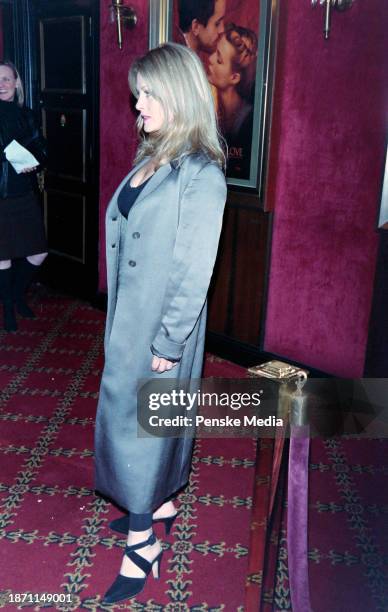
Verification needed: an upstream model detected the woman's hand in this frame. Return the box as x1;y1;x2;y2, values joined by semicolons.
151;356;177;373
21;166;38;173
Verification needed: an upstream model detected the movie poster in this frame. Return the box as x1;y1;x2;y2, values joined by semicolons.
172;0;260;182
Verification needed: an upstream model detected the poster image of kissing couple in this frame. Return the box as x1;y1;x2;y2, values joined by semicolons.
173;0;260;182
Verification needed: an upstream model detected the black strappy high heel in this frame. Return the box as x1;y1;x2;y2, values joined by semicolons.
102;532;162;604
154;513;177;535
109;512;178;536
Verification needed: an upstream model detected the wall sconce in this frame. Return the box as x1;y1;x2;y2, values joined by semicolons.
312;0;354;39
110;0;137;50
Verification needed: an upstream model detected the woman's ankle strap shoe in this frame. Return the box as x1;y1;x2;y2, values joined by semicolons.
153;512;178;535
102;534;162;604
109;512;178;536
109;514;129;534
125;532;156;553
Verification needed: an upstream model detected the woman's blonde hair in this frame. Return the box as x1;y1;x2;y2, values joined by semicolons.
0;61;24;106
129;43;225;169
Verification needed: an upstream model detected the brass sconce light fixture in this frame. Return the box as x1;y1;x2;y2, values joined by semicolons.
110;0;137;49
312;0;354;39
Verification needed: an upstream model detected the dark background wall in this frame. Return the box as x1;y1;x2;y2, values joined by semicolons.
98;0;387;376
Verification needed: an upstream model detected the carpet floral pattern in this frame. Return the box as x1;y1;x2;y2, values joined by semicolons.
1;292;387;611
247;436;388;611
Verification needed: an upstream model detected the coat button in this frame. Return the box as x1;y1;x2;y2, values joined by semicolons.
111;243;116;248
111;217;117;221
128;260;136;267
132;232;140;239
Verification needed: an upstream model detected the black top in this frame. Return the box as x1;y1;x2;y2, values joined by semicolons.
117;175;152;219
0;100;47;199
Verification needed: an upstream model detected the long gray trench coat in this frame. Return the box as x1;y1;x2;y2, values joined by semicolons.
94;152;227;513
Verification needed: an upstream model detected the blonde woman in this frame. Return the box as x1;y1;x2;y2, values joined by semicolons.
95;43;227;604
0;61;48;331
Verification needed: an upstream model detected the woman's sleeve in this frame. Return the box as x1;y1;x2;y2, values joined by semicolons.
23;109;48;168
151;162;227;361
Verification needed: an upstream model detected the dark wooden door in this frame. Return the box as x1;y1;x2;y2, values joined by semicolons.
35;0;99;297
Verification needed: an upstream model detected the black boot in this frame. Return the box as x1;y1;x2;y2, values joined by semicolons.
13;258;38;318
0;268;17;332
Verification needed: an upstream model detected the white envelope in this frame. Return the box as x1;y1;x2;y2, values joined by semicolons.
4;139;39;174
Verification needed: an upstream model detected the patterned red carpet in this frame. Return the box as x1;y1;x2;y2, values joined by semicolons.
250;437;388;611
308;437;388;612
0;292;253;611
1;291;387;611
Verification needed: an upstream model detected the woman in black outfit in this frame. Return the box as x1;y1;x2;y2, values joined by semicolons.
0;60;48;332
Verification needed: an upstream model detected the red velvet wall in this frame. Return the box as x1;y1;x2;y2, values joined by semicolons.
98;0;387;376
98;0;148;290
264;0;387;376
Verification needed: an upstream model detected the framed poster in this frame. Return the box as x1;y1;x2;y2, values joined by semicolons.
149;0;277;195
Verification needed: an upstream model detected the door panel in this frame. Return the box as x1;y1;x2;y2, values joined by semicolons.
40;16;86;93
36;0;99;297
44;190;85;263
0;1;15;60
42;108;86;181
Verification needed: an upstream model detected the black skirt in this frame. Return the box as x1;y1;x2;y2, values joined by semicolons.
0;191;47;260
